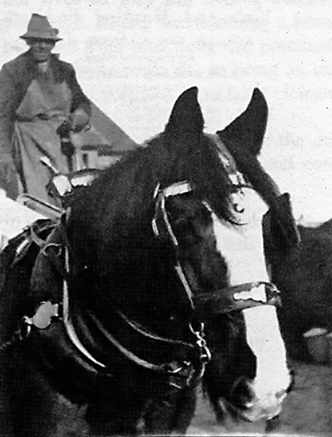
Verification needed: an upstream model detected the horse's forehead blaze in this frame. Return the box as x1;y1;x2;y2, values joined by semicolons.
243;306;289;380
210;189;290;403
243;306;291;416
230;188;269;224
212;189;269;286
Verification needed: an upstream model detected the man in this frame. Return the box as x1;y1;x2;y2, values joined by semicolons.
0;13;91;205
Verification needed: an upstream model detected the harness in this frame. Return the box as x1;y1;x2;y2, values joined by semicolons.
0;219;209;391
0;136;281;393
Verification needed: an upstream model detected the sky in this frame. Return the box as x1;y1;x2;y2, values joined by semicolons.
1;0;332;224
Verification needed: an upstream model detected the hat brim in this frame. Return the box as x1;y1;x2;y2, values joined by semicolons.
20;32;62;42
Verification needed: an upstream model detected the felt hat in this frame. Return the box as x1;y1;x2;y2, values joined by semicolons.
20;13;62;41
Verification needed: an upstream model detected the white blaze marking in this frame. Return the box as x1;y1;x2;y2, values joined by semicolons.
243;306;290;412
212;188;290;417
212;188;269;285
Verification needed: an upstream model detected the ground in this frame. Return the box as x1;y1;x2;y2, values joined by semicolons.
2;359;331;435
188;359;332;436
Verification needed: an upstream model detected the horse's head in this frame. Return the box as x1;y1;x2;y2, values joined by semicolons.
151;87;299;422
66;87;299;426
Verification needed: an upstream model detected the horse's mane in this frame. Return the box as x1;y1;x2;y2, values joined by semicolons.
67;131;234;268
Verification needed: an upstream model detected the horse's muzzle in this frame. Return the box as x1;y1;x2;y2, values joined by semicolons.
227;370;294;423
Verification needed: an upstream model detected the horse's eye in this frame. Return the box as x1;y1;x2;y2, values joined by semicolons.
234;203;245;214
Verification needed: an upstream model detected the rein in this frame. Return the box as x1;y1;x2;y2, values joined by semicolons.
60;236;210;388
61;242;209;379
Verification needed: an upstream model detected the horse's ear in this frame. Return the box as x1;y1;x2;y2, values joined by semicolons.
165;87;204;142
217;88;268;157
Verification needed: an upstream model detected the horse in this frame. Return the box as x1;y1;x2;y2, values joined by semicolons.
267;217;332;361
0;86;299;436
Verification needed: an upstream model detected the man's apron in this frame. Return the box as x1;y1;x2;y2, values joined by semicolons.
13;68;72;207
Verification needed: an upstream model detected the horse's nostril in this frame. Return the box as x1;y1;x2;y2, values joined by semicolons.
230;376;253;408
275;389;287;400
287;369;296;394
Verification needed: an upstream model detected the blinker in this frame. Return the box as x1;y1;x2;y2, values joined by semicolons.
152;181;192;238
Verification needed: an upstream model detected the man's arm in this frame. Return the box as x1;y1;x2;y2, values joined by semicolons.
0;62;21;198
68;65;91;115
0;63;19;159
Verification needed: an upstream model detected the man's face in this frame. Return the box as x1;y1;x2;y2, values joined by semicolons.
26;39;56;62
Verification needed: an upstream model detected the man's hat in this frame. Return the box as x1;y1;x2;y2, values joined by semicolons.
20;13;62;41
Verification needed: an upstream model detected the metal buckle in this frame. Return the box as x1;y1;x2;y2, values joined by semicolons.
189;322;211;365
166;361;195;390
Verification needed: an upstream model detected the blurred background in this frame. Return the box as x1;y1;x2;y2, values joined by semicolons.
1;0;332;224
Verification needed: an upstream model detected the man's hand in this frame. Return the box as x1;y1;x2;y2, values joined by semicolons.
0;155;18;199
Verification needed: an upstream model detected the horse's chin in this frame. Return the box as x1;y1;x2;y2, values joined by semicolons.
238;404;282;423
220;398;283;424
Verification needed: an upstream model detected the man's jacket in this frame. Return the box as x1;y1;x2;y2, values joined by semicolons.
0;49;91;157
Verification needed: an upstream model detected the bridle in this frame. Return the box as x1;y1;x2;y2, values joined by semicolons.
150;136;282;336
151;179;281;318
